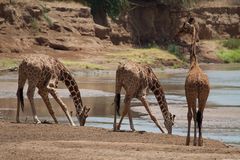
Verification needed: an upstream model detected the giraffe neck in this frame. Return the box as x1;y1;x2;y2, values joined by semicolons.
190;25;198;69
190;43;198;69
149;77;169;120
60;69;83;112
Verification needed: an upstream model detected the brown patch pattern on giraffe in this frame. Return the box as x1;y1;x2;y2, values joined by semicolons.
175;18;210;146
113;61;175;134
16;54;90;126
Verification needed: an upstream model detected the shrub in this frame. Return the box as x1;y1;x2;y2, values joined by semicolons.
168;44;184;60
223;38;240;49
217;49;240;63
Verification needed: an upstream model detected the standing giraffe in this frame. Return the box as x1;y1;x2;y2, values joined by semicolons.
16;54;90;126
113;62;175;134
176;17;210;146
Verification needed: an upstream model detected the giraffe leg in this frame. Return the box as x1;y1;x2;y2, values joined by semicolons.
193;107;197;146
185;89;197;146
197;109;203;146
198;89;209;146
128;109;135;131
186;108;192;146
139;96;165;133
27;84;41;124
16;98;20;123
38;89;58;124
117;95;131;130
47;87;76;126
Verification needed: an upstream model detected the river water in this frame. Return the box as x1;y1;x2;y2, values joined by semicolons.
0;64;239;145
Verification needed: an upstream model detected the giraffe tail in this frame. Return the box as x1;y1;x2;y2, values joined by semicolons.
114;93;121;116
17;87;24;112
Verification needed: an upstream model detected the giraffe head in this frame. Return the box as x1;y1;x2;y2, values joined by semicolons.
77;106;90;126
164;113;175;134
174;17;196;45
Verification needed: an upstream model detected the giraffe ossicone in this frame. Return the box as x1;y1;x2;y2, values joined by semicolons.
16;54;90;126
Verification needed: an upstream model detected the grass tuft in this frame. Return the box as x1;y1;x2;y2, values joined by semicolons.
217;49;240;63
61;60;106;70
106;48;178;65
0;58;19;69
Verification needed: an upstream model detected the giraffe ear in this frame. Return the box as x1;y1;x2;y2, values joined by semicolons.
173;115;176;121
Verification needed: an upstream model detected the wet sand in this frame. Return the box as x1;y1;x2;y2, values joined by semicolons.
1;121;240;160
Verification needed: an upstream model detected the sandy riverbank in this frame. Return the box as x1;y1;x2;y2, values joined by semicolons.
0;121;240;160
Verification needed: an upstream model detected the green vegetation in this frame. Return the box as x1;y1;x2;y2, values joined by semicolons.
61;60;106;70
30;18;39;32
217;49;240;63
168;44;185;61
217;39;240;63
87;0;129;19
106;48;178;65
0;58;19;69
40;3;53;27
223;38;240;49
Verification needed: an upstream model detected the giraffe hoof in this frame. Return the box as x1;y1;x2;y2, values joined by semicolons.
116;123;121;130
113;125;119;132
72;123;76;127
34;119;41;124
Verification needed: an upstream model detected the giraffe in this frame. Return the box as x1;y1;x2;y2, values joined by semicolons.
175;17;210;146
113;61;175;134
16;54;90;126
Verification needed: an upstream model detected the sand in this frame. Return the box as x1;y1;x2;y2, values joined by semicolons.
0;121;240;160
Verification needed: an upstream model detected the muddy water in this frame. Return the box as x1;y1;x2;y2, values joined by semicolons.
0;64;240;145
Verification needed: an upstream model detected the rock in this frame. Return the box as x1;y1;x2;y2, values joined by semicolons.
198;23;216;39
55;7;74;12
10;48;21;53
78;7;91;18
49;42;69;50
230;14;239;24
0;18;4;24
22;12;32;24
1;4;17;24
75;23;95;36
49;42;77;51
62;25;75;33
25;6;43;20
35;37;50;46
49;22;61;32
94;24;110;39
110;32;131;45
